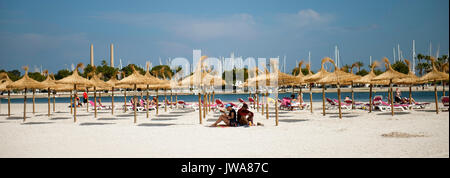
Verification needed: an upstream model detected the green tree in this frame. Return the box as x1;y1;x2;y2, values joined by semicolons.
54;69;72;80
392;61;409;74
0;69;21;81
121;64;145;77
28;72;46;82
355;69;369;76
151;65;173;79
355;61;364;72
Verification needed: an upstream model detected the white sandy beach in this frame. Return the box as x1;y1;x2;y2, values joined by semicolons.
0;101;448;158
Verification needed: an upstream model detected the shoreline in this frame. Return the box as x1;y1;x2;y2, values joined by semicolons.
1;86;447;99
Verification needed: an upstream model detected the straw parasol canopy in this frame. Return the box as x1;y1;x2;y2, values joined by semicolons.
116;65;151;123
372;57;408;116
7;66;45;90
303;57;333;83
394;59;422;85
56;63;93;122
39;70;57;117
56;63;93;87
353;61;385;113
6;66;46;121
419;57;449;114
0;72;13;117
0;72;13;91
419;57;449;82
316;59;361;119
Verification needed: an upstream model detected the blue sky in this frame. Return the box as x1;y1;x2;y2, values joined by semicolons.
0;0;448;73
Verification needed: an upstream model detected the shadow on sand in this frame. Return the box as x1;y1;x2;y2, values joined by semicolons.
50;117;71;120
376;112;411;116
21;121;54;125
79;122;115;126
279;119;309;123
137;123;175;127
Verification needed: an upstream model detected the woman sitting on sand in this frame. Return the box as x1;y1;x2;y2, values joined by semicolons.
237;104;254;126
210;104;237;127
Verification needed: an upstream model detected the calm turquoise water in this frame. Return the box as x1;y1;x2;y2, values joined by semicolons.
1;91;448;104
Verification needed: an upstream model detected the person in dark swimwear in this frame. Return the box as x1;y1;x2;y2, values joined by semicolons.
210;104;237;127
237;103;254;126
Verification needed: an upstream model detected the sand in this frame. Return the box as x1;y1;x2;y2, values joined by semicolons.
0;101;448;158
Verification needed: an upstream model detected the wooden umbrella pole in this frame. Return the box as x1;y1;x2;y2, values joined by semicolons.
261;92;265;116
23;88;27;122
443;81;446;96
32;89;35;114
322;85;326;116
47;87;50;117
74;84;77;122
435;81;439;114
369;84;373;113
309;83;313;113
86;88;89;112
390;80;394;116
198;92;202;124
298;87;302;110
53;91;55;112
8;90;11;117
124;90;127;112
266;91;269;120
175;92;178;109
164;89;167;112
111;87;114;115
409;85;412;105
70;90;73;114
170;90;173;109
94;87;97;118
134;84;137;123
203;92;206;118
146;85;149;118
337;84;342;119
256;91;260;112
351;82;355;110
275;91;279;126
156;89;159;115
212;91;215;106
208;92;211;112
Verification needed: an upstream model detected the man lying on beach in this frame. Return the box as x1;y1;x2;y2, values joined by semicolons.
237;103;254;126
210;104;237;127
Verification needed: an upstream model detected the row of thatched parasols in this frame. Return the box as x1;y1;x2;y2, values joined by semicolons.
239;56;448;126
1;56;448;125
0;63;172;123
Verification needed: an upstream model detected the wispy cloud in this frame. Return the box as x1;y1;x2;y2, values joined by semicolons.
93;12;259;41
276;9;334;28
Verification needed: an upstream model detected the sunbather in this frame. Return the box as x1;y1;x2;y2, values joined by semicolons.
237;103;254;126
210;104;237;127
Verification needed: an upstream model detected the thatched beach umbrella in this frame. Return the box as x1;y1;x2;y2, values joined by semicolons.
419;57;449;114
317;59;361;119
178;56;226;124
292;61;308;110
142;63;166;118
6;66;45;122
39;70;56;117
304;57;334;115
393;59;423;105
353;61;388;112
0;73;13;117
116;65;150;123
56;63;93;122
88;70;111;118
105;71;121;115
372;58;408;116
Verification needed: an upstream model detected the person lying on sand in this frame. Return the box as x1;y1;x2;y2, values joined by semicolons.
210;104;237;127
237;103;254;126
